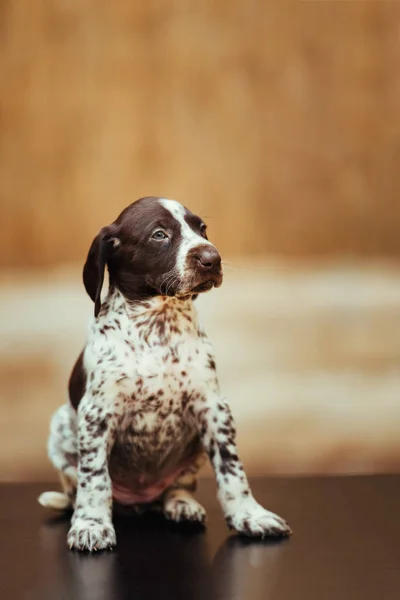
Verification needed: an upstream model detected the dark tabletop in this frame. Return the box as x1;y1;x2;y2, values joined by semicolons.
1;476;400;600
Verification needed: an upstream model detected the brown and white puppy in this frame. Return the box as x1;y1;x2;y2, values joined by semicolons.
39;197;291;551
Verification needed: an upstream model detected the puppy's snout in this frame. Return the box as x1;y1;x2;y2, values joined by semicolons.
194;247;221;271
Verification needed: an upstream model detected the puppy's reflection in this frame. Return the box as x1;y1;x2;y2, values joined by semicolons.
211;536;288;600
113;512;210;600
38;511;209;600
38;513;287;600
39;514;116;600
67;552;118;600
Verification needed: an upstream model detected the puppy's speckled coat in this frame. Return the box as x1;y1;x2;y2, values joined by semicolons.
39;197;291;550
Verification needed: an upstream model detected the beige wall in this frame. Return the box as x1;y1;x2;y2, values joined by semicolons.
1;2;400;480
1;261;400;481
1;1;400;266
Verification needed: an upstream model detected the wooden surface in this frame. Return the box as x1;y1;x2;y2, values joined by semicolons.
1;2;400;265
1;476;400;600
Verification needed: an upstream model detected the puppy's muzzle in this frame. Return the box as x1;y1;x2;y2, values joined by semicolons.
186;245;223;293
193;247;221;273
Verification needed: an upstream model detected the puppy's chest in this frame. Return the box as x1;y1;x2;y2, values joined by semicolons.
119;340;206;428
107;311;213;395
115;341;203;466
108;326;211;431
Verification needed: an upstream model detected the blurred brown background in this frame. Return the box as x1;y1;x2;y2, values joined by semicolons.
1;1;400;480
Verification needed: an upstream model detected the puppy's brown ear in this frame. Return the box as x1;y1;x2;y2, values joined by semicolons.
83;226;119;318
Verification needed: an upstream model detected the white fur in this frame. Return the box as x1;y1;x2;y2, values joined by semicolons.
160;199;213;278
38;491;71;510
163;488;207;523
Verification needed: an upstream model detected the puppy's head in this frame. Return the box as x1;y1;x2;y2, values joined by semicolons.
83;197;223;316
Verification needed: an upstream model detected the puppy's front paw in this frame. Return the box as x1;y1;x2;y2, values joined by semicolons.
226;498;291;538
67;518;116;551
164;495;207;524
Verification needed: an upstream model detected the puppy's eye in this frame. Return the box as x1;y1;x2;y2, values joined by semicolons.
200;224;207;237
152;230;168;241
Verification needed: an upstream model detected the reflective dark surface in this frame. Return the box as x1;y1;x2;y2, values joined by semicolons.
1;476;400;600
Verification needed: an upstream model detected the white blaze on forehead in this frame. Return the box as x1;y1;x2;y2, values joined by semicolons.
159;198;187;223
159;198;213;277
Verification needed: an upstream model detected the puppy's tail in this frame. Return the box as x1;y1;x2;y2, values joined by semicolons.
38;491;72;511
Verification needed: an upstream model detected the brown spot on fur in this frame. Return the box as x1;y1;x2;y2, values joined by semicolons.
68;351;86;410
207;357;216;370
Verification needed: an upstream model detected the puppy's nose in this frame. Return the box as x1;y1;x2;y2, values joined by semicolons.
194;247;221;271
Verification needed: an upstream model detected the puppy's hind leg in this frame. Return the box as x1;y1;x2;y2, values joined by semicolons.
38;471;76;511
38;403;78;511
162;454;207;525
163;487;207;524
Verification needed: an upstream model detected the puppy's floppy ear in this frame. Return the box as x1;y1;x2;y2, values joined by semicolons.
83;226;120;318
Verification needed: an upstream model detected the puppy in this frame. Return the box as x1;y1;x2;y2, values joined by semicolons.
39;197;291;550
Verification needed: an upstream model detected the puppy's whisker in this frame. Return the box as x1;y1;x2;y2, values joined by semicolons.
159;268;179;295
162;270;179;295
166;274;180;296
